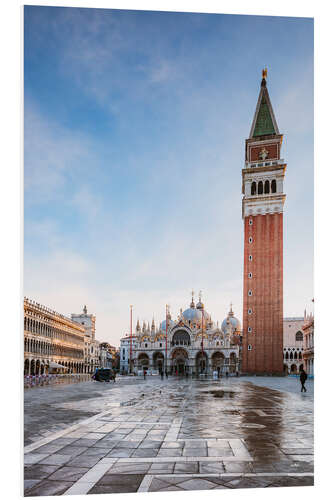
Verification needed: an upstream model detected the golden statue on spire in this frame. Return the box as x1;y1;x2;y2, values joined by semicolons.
262;67;268;80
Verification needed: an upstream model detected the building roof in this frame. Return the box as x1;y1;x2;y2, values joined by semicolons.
249;70;280;138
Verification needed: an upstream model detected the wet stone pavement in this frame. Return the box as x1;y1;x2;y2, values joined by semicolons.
24;376;314;496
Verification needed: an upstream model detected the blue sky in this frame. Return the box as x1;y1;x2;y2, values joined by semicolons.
24;6;314;345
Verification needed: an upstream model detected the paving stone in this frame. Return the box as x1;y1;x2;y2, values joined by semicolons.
223;461;253;473
149;462;175;473
24;479;42;492
69;438;99;447
80;447;110;457
106;448;135;458
149;478;171;492
107;462;152;474
31;444;65;454
183;447;208;457
174;461;199;473
37;454;72;466
131;447;159;458
89;474;144;493
24;453;50;465
161;440;184;448
65;455;102;467
199;461;224;473
25;479;74;496
138;439;163;448
157;448;183;457
116;440;141;449
179;478;217;490
24;464;60;480
54;445;88;456
48;466;90;481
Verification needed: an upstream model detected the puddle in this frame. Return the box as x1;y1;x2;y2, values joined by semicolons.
241;423;266;429
203;390;235;399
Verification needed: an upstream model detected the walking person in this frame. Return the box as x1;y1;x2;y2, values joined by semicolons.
143;369;146;380
300;368;307;392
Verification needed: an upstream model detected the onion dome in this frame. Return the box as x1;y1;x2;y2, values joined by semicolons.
183;307;202;322
221;304;241;333
196;299;204;310
161;318;175;332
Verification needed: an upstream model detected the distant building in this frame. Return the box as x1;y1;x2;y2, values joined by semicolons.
120;335;137;374
72;306;99;373
99;342;117;369
24;297;85;375
303;312;314;376
283;317;305;374
71;305;96;340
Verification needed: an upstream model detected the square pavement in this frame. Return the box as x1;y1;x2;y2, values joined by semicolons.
24;376;314;495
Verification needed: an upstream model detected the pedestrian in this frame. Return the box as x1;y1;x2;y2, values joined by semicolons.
143;370;146;380
226;371;229;378
161;370;164;380
165;370;168;379
300;368;307;392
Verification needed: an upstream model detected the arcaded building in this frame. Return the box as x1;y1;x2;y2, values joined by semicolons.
303;312;314;376
283;317;305;374
24;297;85;375
132;293;241;377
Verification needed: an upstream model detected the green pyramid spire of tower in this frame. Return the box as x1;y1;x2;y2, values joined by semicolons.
250;69;279;138
252;93;276;136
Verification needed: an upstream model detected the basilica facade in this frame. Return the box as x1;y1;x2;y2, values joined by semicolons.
131;294;241;377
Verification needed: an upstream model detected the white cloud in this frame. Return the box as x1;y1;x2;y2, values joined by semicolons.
24;101;93;204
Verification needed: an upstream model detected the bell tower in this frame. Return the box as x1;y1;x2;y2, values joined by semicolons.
241;69;286;375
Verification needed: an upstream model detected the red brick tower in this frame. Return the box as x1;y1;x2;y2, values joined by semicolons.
241;69;286;375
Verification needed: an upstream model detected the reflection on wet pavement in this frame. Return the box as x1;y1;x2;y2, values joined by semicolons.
24;376;313;496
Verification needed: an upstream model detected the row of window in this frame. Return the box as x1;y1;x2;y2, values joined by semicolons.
24;318;82;345
285;351;302;360
251;179;277;196
24;338;84;358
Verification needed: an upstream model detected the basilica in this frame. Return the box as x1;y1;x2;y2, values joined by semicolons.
132;293;241;377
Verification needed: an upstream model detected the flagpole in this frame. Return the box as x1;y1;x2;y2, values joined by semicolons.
201;307;204;373
130;305;133;374
165;304;168;376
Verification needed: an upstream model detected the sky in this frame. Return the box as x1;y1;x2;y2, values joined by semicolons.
24;6;314;345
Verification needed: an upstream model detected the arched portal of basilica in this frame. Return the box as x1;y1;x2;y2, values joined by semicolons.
171;347;189;375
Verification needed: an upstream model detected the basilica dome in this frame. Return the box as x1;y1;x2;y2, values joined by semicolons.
161;318;175;332
182;307;202;322
221;305;241;333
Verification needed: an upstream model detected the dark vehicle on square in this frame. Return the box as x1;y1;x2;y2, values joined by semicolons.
93;368;116;382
